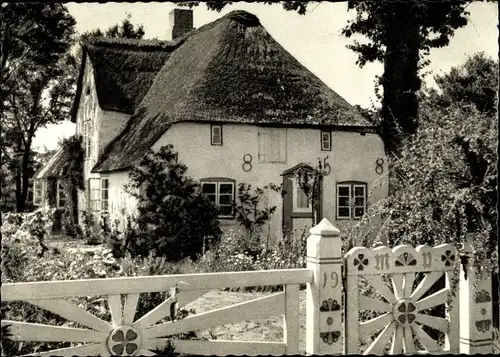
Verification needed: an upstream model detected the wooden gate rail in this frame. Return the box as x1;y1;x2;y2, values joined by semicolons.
2;269;312;356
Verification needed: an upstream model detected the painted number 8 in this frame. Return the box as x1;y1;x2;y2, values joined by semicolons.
323;271;339;288
242;154;252;172
375;157;384;175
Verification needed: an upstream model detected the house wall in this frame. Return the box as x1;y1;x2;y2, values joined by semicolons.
75;55;131;218
101;171;138;231
147;122;389;245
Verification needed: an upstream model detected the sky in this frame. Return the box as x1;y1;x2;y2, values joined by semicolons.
33;1;498;152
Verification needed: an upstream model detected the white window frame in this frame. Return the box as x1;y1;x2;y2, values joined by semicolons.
211;124;222;145
321;130;331;151
89;178;100;212
201;179;235;218
56;180;67;209
101;178;109;212
88;178;109;213
293;178;312;213
353;184;366;219
336;182;367;220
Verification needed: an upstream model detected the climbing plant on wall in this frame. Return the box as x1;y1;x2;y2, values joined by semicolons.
60;135;84;229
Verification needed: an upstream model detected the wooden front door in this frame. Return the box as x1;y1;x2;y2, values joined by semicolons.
282;165;322;237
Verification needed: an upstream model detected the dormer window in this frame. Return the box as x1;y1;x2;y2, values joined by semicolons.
211;124;222;145
321;131;331;151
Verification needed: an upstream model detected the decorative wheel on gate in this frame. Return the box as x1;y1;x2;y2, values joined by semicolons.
345;244;458;355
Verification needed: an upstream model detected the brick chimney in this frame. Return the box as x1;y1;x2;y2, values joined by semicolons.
169;9;193;40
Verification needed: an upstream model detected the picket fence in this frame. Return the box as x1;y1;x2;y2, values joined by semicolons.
1;218;494;356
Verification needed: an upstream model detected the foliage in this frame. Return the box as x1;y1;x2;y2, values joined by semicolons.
60;135;85;225
196;228;307;277
1;3;77;212
125;145;222;261
1;211;197;356
80;12;145;42
342;1;470;153
80;210;102;245
351;104;497;267
426;52;498;118
233;183;280;252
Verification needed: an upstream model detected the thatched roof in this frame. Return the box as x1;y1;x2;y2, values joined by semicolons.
92;10;375;173
70;37;183;121
34;148;72;179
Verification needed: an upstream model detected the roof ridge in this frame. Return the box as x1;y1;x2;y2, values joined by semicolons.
84;37;183;52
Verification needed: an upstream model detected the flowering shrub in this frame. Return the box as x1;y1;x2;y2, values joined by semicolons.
195;228;307;273
1;211;198;356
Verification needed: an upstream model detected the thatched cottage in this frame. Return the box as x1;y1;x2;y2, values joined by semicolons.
36;9;388;242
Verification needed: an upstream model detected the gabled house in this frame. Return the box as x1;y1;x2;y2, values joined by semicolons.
38;9;388;242
33;148;71;209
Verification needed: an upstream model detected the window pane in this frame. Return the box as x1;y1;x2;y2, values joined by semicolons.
219;194;232;205
354;197;364;206
338;196;350;207
101;179;109;189
338;207;350;218
212;126;220;135
91;189;100;200
101;190;109;200
338;186;350;196
321;132;330;149
219;205;233;216
202;183;216;194
219;183;233;194
296;187;309;209
102;201;109;211
354;207;365;217
354;186;365;196
206;194;216;203
212;135;221;144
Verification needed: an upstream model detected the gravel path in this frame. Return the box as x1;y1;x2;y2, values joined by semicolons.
183;289;307;353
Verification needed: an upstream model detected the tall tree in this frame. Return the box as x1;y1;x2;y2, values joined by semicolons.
341;1;469;153
1;3;76;212
426;52;498;117
182;1;470;153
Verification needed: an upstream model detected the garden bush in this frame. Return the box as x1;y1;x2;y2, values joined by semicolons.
124;145;222;261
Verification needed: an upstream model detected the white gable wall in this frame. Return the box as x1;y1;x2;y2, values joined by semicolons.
75;55;131;219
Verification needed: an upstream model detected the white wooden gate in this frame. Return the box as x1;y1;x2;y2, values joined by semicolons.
344;244;459;354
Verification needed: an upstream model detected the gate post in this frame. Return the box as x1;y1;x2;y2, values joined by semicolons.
459;234;494;354
305;218;343;355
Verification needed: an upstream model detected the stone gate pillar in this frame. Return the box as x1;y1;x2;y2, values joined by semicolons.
305;218;343;355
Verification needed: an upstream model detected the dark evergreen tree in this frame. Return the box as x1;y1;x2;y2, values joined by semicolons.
125;145;222;261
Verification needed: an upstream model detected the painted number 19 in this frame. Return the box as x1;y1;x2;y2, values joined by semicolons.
323;271;339;288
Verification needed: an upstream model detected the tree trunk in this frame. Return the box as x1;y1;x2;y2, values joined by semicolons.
381;2;421;156
18;136;33;212
15;135;23;212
